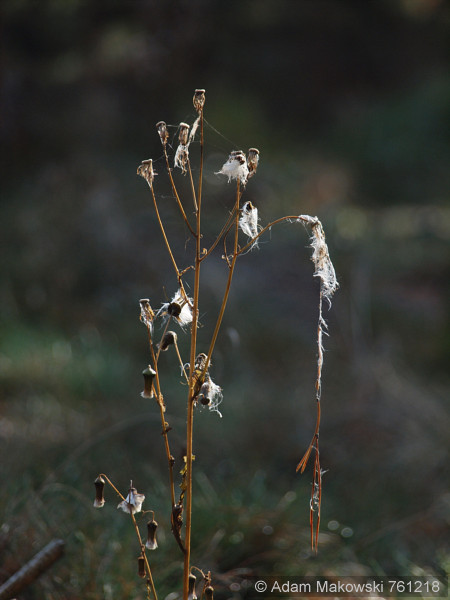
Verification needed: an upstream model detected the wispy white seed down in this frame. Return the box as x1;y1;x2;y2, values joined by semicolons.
117;488;145;514
216;152;249;184
298;215;339;306
239;201;260;248
158;289;193;328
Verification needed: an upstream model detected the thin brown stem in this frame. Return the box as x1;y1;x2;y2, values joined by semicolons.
200;207;237;262
163;146;196;236
183;108;204;600
237;214;311;256
130;511;158;600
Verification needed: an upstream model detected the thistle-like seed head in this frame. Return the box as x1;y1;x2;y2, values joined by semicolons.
159;330;177;352
216;150;249;184
146;518;158;550
156;120;169;145
178;122;190;146
137;159;156;184
193;89;206;113
141;366;156;399
94;475;105;508
138;555;146;578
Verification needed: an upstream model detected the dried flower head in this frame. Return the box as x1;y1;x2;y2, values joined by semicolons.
141;365;156;399
198;375;223;417
188;573;198;600
193;88;206;113
93;475;105;508
204;585;214;600
178;122;190;146
159;330;177;352
139;299;155;332
156;120;169;145
158;289;193;328
239;200;260;248
146;518;158;550
137;159;156;185
299;215;339;306
247;147;260;179
216;150;249;185
138;555;146;578
117;484;145;514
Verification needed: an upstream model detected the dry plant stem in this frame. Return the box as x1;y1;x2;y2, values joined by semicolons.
237;214;311;256
130;510;158;600
204;183;241;388
200;207;237;261
148;181;186;293
163;146;195;236
146;326;176;507
99;473;126;501
183;108;204;600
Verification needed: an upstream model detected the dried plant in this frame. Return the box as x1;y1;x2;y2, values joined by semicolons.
92;89;338;598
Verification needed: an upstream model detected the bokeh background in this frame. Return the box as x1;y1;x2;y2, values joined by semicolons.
1;1;449;598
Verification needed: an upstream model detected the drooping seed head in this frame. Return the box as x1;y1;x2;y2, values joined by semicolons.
159;330;177;352
93;475;105;508
188;573;197;600
146;518;158;550
139;299;155;329
156;121;169;145
193;89;206;113
141;366;156;399
138;555;146;578
117;484;145;514
204;585;214;600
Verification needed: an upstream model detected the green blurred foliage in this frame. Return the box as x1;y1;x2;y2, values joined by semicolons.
1;0;449;597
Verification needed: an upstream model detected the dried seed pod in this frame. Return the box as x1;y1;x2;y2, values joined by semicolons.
159;330;177;352
247;147;260;179
93;475;105;508
141;366;156;399
168;301;182;318
137;159;156;184
188;573;197;600
156;120;169;145
192;353;208;396
193;88;206;113
117;485;145;514
204;585;214;600
139;298;155;329
146;518;158;550
178;122;190;146
138;555;146;578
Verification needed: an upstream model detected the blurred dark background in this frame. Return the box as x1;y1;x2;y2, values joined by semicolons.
1;1;449;598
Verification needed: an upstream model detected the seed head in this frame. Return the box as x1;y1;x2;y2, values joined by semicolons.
204;585;214;600
141;366;156;399
193;88;206;113
139;299;155;331
159;330;177;352
239;200;260;248
188;573;197;600
216;150;249;185
137;159;156;185
117;484;145;514
247;148;260;179
137;555;146;578
178;122;190;146
197;375;223;417
156;121;169;145
158;289;193;329
146;518;158;550
93;475;105;508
